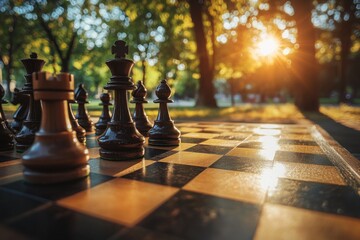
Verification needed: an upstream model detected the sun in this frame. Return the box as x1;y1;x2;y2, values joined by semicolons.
257;36;280;57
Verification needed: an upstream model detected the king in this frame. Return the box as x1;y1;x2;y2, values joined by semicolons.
97;40;145;160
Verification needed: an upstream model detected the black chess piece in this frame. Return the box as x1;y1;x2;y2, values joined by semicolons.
97;40;145;160
130;81;153;137
15;53;45;152
68;100;86;144
75;84;93;132
148;79;181;146
22;72;89;184
95;93;112;136
10;88;29;132
0;84;14;151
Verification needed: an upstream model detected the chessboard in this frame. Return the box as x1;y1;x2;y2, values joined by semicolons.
0;122;360;240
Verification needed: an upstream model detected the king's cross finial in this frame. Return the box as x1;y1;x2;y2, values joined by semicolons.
111;40;128;59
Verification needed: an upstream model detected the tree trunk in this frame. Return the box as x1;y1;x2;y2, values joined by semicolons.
338;0;353;103
292;0;319;111
188;0;217;107
142;59;146;85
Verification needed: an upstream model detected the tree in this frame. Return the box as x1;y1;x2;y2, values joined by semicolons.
291;0;319;111
0;1;32;98
337;0;358;103
188;0;217;107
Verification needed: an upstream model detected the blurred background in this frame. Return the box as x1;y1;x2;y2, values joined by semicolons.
0;0;359;112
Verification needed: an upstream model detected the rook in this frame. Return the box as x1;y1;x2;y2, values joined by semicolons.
22;72;89;184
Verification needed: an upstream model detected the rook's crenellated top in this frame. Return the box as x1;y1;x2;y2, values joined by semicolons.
32;72;75;101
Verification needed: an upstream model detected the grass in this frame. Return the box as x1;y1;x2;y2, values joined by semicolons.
320;104;360;130
4;100;359;125
4;102;305;123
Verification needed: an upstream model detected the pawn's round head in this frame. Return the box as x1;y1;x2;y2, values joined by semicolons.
155;79;171;100
100;93;111;103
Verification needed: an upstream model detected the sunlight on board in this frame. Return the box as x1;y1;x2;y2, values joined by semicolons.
257;36;280;57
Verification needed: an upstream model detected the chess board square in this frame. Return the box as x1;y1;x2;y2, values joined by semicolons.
281;134;314;141
210;156;273;174
0;154;19;163
0;188;48;222
267;178;360;218
274;151;333;166
2;172;113;201
123;162;205;188
237;141;265;149
278;139;317;146
7;205;123;240
200;139;242;147
88;158;155;177
254;203;360;240
115;226;183;240
226;147;276;161
145;143;196;152
203;128;229;133
186;144;233;155
180;137;206;144
253;128;281;136
159;151;221;167
0;163;23;179
178;127;202;133
214;134;248;141
140;190;261;240
280;145;324;154
274;162;345;185
184;168;268;204
144;147;176;160
182;132;219;139
57;178;178;226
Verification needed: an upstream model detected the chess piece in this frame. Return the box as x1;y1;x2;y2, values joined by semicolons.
68;100;86;144
15;53;45;152
95;93;112;136
75;84;93;132
22;72;89;184
98;40;145;160
148;79;181;146
10;88;29;132
0;84;14;151
130;81;152;137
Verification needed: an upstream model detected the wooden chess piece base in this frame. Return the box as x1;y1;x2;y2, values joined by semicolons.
148;121;180;146
99;122;144;160
23;132;89;184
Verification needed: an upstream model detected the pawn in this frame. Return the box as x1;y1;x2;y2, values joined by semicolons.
95;93;112;136
0;84;14;151
68;100;86;144
22;72;89;184
148;79;180;146
75;84;93;132
10;88;29;132
131;81;153;137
